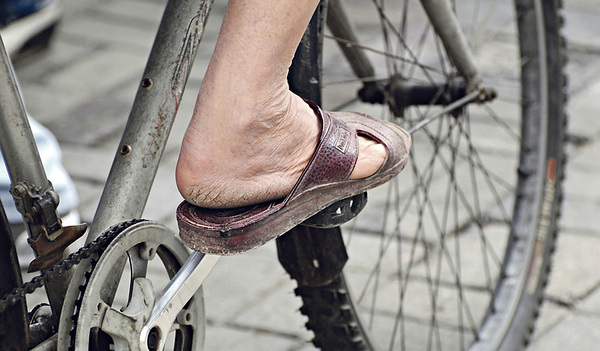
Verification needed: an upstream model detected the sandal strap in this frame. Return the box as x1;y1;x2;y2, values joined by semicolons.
286;101;359;202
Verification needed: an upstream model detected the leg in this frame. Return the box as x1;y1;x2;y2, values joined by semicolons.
176;0;387;208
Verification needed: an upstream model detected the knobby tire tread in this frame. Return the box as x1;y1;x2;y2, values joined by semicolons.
296;276;369;351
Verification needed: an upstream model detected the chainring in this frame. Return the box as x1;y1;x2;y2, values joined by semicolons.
68;221;205;351
0;220;143;315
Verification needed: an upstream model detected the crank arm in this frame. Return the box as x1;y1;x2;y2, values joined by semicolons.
139;251;219;351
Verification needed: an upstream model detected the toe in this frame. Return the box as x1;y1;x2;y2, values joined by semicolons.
349;136;387;180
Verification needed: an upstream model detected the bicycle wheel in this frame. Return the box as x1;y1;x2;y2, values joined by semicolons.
293;0;567;350
0;200;28;351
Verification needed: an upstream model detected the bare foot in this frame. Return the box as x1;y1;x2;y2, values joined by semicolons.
176;92;387;209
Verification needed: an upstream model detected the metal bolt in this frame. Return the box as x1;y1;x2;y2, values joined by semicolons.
12;184;27;197
147;327;160;351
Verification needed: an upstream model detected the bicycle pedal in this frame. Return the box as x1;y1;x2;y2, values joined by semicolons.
302;192;368;229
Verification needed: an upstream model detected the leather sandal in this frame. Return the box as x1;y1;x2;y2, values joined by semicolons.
177;100;411;255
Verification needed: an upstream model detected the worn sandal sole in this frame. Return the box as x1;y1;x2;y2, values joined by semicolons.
177;101;411;255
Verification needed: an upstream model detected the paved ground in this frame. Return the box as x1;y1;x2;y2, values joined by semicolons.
9;0;600;350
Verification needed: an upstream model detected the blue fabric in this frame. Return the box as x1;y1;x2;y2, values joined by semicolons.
0;0;53;26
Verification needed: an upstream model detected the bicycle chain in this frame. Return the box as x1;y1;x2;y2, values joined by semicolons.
0;219;145;314
68;241;101;351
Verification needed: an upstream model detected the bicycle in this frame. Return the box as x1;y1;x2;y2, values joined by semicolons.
0;0;567;350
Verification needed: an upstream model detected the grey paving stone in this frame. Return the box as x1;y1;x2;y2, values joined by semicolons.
527;313;600;351
568;139;600;174
530;301;569;342
57;12;158;54
545;232;600;304
144;151;184;223
233;278;312;341
12;38;96;84
91;0;168;28
565;47;600;98
43;49;145;96
60;144;114;183
563;160;600;201
201;244;292;324
204;323;305;351
576;284;600;315
68;180;102;224
567;78;600;139
563;1;600;50
560;197;600;234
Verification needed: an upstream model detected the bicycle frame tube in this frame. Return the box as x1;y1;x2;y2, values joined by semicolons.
59;0;214;347
326;0;481;91
87;0;213;241
0;34;72;320
420;0;481;89
0;36;56;233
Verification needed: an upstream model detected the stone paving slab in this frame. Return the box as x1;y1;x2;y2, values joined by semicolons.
529;313;600;351
8;0;600;350
544;232;600;304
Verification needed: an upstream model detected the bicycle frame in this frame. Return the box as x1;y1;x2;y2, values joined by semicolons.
0;33;73;318
0;0;481;348
0;0;217;339
58;0;216;348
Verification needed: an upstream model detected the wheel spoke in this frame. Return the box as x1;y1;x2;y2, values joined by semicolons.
300;0;565;349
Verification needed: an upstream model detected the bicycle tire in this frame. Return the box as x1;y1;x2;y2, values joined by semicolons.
0;199;29;351
291;0;567;350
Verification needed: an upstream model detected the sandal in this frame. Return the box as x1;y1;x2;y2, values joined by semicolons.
176;100;411;255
